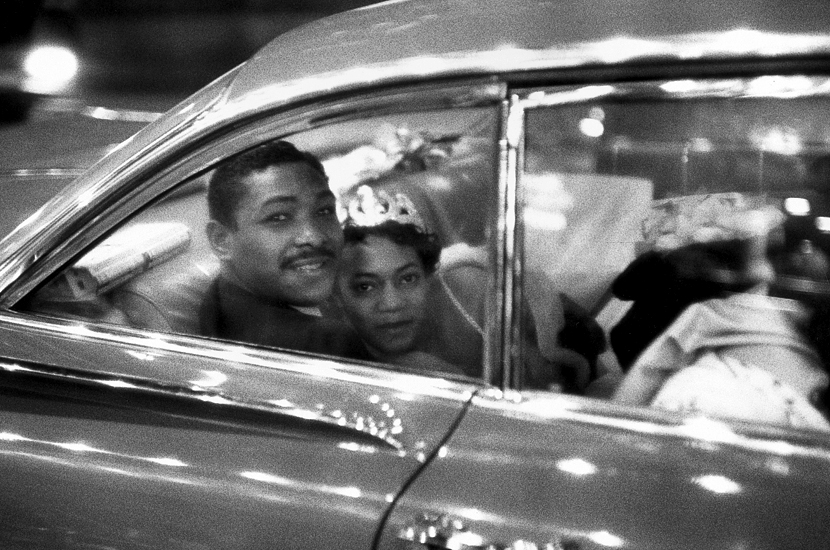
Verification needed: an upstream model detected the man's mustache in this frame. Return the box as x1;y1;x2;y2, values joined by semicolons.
280;246;338;267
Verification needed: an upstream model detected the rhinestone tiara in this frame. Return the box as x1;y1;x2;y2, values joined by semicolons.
344;185;427;232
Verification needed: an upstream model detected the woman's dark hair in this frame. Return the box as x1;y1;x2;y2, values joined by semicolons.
343;221;441;274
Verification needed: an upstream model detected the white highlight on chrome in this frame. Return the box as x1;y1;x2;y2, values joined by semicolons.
556;457;598;476
579;117;604;137
693;474;742;494
588;530;625;547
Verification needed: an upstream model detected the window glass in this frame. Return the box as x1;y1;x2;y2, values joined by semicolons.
22;106;498;380
520;80;830;432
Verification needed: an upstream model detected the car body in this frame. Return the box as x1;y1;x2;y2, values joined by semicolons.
1;0;830;548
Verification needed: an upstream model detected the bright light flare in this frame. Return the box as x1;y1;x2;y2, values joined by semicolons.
23;45;79;94
579;117;604;138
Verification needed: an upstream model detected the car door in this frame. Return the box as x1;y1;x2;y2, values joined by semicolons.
378;73;830;548
0;81;504;549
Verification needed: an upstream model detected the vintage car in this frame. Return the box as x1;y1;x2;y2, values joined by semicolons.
2;0;830;548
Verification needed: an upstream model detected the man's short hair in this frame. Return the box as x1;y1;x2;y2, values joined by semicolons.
207;140;328;229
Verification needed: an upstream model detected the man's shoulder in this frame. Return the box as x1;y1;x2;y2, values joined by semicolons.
201;276;369;359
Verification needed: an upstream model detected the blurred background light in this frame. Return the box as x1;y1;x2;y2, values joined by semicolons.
23;45;79;94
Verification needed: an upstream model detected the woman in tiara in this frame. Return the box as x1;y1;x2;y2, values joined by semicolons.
336;186;471;375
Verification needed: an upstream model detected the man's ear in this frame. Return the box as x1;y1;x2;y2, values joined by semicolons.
206;220;234;261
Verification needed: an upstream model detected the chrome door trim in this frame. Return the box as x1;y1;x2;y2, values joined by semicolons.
0;310;480;400
0;309;484;454
0;355;405;451
475;388;830;458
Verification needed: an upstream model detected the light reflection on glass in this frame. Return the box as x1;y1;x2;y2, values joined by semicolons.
689;138;713;152
816;217;830;233
556;457;598;476
785;197;811;216
0;432;28;441
693;474;742;495
757;128;802;155
437;446;448;458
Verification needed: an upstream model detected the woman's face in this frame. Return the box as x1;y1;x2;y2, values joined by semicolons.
338;235;430;359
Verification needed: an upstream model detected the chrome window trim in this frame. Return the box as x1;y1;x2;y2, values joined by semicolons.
0;168;87;179
225;31;830;117
0;79;505;305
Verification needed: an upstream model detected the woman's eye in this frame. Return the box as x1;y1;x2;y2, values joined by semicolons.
318;205;336;217
266;213;290;223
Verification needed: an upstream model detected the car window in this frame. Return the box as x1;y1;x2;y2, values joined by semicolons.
20;106;499;380
517;76;830;432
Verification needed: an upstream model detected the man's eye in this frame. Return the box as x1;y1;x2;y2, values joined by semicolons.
318;205;336;216
266;213;290;223
353;282;375;293
400;273;420;285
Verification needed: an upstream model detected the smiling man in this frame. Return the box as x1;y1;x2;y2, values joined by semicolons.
200;140;367;358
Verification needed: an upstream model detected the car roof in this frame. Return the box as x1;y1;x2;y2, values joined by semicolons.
225;0;830;103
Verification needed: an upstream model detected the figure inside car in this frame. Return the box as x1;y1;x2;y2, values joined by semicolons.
610;194;830;431
337;186;466;374
200;140;368;359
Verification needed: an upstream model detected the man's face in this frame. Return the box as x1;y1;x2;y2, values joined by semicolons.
337;235;429;359
216;162;343;306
